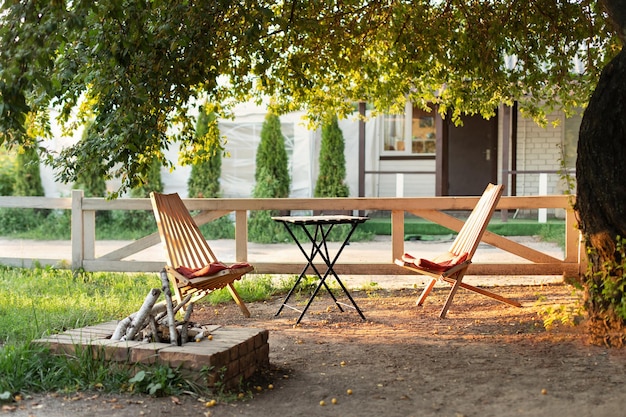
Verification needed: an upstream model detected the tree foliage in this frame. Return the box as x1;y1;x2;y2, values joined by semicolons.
188;107;222;199
0;1;617;194
315;115;350;198
129;158;163;198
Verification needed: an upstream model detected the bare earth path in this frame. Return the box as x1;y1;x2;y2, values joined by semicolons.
5;283;626;417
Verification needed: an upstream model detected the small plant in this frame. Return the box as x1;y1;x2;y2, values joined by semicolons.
127;367;183;396
535;288;583;330
539;304;583;330
362;281;381;297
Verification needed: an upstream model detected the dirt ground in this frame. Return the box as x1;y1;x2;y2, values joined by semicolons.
5;282;626;417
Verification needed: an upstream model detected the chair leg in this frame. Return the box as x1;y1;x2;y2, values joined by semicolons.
439;270;466;319
227;283;251;318
416;278;437;306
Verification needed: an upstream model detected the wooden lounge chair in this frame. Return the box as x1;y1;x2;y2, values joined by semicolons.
395;183;521;318
150;192;253;317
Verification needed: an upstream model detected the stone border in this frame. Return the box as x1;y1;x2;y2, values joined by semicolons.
33;321;270;390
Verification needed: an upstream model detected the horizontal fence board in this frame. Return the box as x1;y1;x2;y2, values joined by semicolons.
0;194;580;280
1;195;572;212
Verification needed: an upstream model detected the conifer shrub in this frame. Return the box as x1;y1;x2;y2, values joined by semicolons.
188;106;234;239
0;147;15;196
74;123;108;198
315;115;350;198
73;122;110;221
14;146;44;197
120;157;163;233
188;108;222;199
248;112;291;243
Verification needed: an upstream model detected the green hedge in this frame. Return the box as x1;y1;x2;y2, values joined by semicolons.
361;218;565;240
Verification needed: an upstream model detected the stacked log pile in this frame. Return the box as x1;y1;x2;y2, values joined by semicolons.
111;269;212;345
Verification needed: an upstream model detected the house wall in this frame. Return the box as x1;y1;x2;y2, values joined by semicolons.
514;110;569;196
36;105;574;202
376;159;436;197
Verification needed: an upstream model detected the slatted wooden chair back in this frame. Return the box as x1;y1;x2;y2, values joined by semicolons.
448;183;503;260
150;191;218;270
150;192;251;317
395;183;520;318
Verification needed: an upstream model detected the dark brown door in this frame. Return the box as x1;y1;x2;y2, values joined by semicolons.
446;113;498;196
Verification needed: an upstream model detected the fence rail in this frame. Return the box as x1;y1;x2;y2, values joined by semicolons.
0;191;581;278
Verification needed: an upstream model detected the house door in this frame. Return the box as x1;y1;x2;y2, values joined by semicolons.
446;113;498;196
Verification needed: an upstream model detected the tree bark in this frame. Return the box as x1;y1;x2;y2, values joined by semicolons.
600;0;626;44
576;20;626;345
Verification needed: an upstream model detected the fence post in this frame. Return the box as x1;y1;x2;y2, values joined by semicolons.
391;210;405;262
235;210;248;262
538;173;548;223
396;173;404;197
71;190;84;270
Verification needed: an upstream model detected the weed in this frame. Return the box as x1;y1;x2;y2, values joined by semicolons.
539;304;583;330
362;281;381;297
535;289;584;330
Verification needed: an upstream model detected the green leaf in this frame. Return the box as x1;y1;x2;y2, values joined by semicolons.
128;370;146;384
148;382;162;396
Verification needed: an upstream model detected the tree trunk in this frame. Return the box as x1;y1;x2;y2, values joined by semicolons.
576;43;626;346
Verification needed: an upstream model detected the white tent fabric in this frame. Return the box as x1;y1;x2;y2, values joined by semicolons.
38;104;382;199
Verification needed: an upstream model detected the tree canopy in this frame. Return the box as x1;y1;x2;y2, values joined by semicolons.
0;1;618;194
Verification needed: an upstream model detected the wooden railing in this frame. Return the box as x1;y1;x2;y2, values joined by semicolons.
0;190;582;278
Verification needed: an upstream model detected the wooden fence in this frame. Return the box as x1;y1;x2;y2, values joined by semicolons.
0;190;582;278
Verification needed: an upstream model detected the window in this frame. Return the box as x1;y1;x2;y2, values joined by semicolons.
382;114;406;151
411;106;436;154
382;103;436;156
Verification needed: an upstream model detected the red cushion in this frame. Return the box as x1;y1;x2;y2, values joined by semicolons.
401;252;468;273
175;262;251;279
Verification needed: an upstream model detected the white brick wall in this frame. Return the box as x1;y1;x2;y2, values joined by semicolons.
515;110;566;196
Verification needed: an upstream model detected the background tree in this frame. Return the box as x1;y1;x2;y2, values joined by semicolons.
0;147;16;196
1;1;625;340
129;158;163;199
14;146;44;197
575;0;626;346
254;112;290;199
188;108;222;199
249;111;291;243
123;157;163;232
73;122;110;222
73;123;107;198
187;105;234;239
314;115;350;198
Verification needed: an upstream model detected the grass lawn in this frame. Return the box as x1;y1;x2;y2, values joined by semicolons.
0;266;287;399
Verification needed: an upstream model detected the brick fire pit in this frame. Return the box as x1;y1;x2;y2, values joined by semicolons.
33;321;269;390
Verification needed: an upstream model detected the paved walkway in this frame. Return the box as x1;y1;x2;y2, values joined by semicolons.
0;235;565;289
